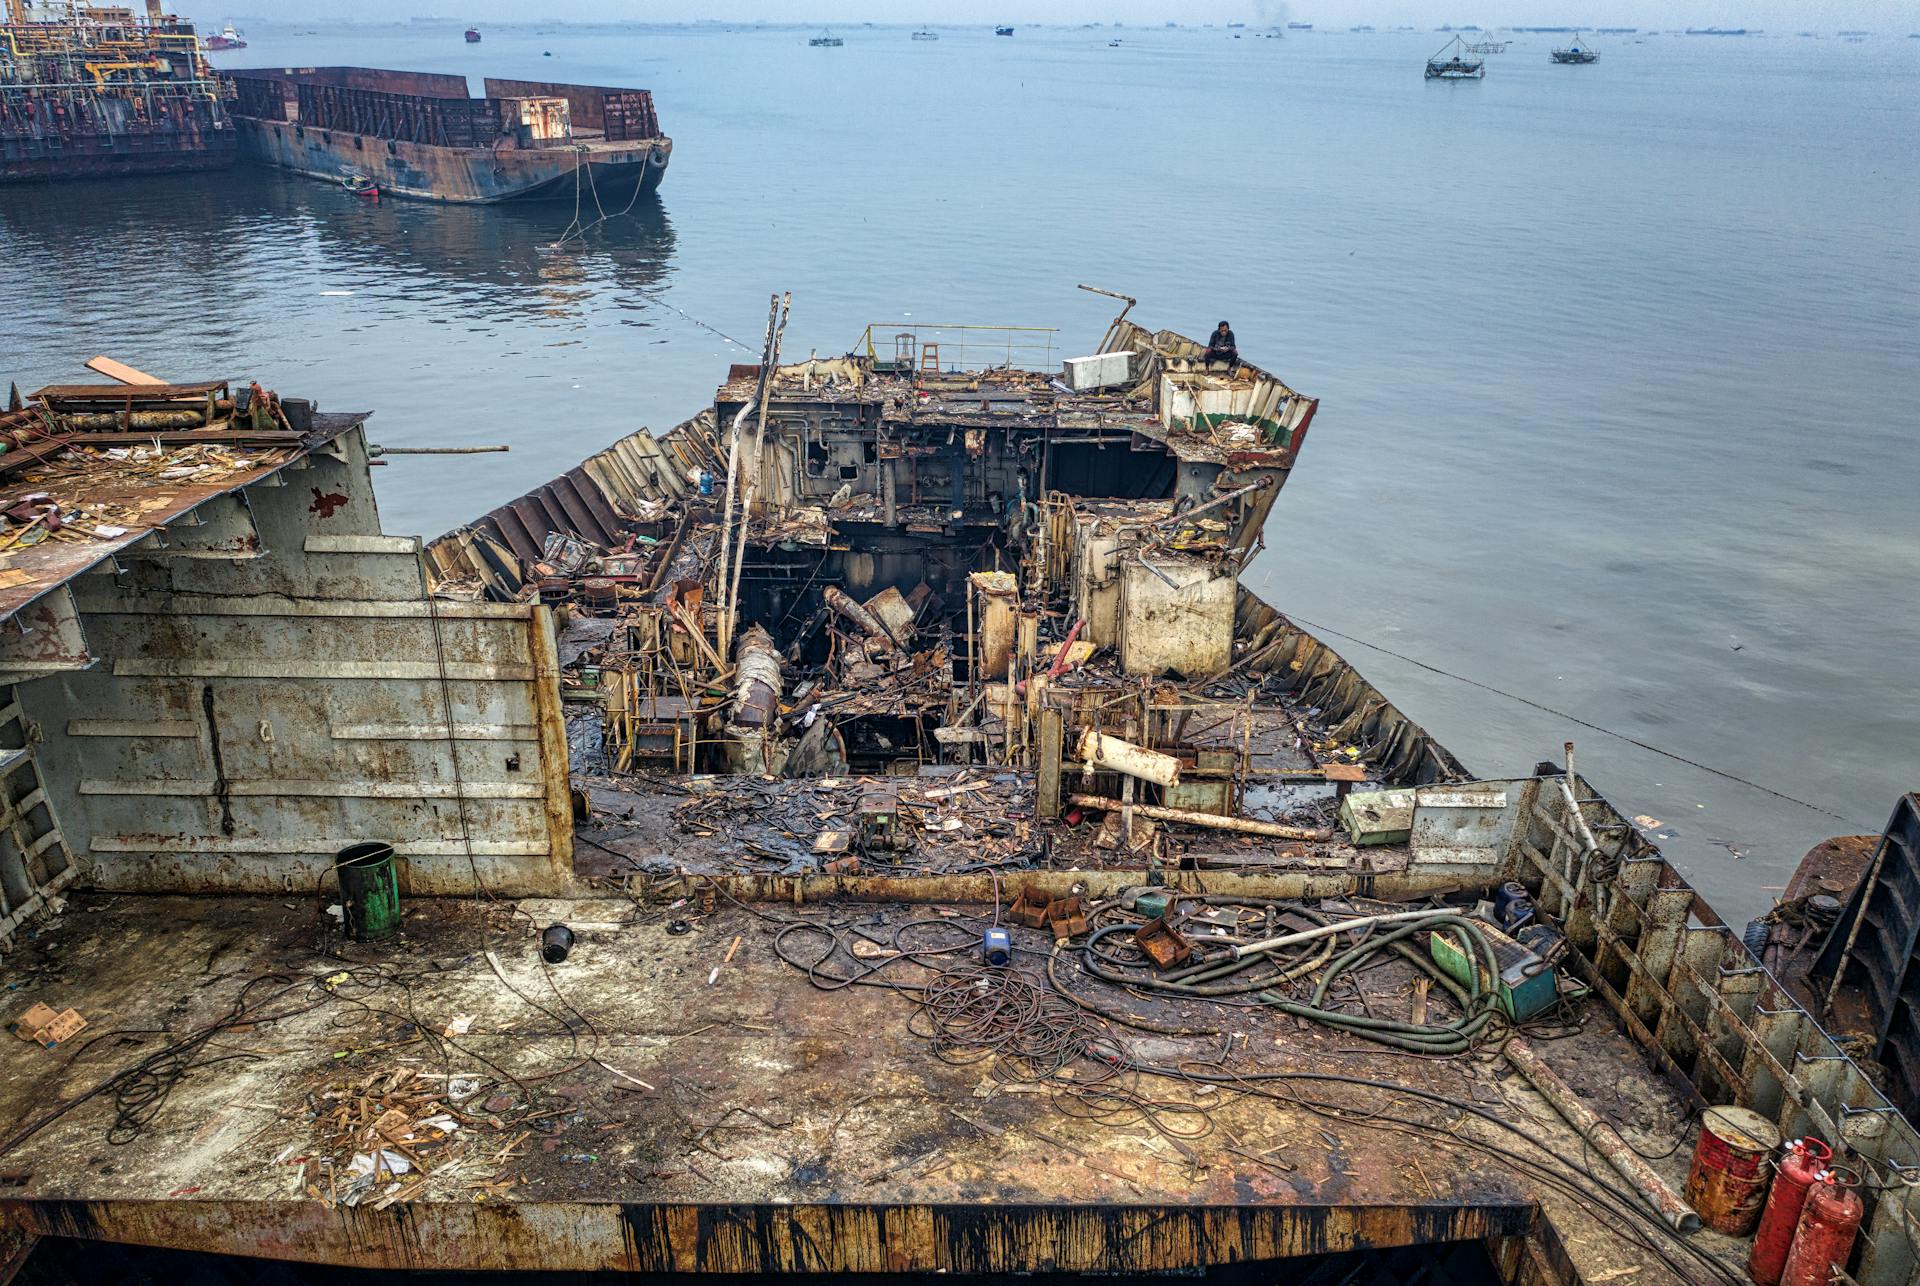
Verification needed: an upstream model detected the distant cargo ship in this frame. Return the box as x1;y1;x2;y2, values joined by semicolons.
1;0;237;183
464;26;480;42
223;67;671;203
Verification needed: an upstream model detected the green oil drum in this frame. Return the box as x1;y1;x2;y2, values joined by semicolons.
334;842;401;941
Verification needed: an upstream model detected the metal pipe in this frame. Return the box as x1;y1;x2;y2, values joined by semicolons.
1045;618;1085;681
1068;794;1332;844
1155;477;1272;529
1504;1038;1702;1234
1077;730;1181;787
1228;907;1452;961
711;400;755;660
371;445;510;455
822;586;893;646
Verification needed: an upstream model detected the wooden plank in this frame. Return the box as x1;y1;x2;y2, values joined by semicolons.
84;357;167;386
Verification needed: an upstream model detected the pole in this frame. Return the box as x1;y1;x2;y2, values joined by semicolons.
725;293;789;657
1504;1039;1701;1233
1227;906;1451;961
1067;794;1332;844
716;296;779;659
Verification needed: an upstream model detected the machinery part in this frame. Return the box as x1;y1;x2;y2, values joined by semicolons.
1780;1168;1863;1286
1684;1104;1780;1235
823;586;895;647
730;625;783;729
981;926;1011;967
1750;1136;1834;1286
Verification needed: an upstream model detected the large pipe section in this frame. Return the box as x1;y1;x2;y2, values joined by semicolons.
1077;731;1181;788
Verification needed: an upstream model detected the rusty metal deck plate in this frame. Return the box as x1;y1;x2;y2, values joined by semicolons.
0;893;1744;1279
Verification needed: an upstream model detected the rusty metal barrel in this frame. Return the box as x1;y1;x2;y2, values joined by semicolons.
581;577;617;613
1685;1104;1781;1235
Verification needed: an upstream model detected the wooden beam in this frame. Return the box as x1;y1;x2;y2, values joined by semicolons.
84;356;167;386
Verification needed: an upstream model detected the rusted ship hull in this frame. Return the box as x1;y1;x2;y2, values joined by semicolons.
0;123;237;182
232;115;668;202
0;8;235;185
223;67;672;203
0;308;1917;1286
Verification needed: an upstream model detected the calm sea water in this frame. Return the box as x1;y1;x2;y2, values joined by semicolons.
2;23;1915;923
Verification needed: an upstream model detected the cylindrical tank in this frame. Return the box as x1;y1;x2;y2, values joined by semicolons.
1781;1169;1864;1286
1685;1105;1780;1235
1750;1137;1833;1285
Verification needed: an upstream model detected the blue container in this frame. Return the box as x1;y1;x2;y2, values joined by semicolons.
981;926;1012;967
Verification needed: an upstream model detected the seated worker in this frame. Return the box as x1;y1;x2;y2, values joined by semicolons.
1204;321;1238;368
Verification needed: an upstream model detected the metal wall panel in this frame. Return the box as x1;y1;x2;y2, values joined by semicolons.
14;427;572;898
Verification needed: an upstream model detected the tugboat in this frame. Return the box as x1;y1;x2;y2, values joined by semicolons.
1551;39;1600;62
205;22;246;50
1425;35;1486;79
995;25;1014;36
464;26;481;42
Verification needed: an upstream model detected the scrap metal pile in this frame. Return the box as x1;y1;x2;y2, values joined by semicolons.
0;378;308;596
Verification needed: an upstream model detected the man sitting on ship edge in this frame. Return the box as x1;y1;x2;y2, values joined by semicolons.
1204;321;1238;369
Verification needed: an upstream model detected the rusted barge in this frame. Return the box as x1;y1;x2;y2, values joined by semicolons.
0;302;1915;1285
221;66;670;202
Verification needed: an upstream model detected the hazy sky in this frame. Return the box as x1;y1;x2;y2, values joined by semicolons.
243;1;1920;29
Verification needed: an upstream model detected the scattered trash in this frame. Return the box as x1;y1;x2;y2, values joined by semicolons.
10;1002;85;1048
349;1149;412;1177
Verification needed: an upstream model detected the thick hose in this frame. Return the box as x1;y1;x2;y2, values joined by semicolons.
1262;914;1505;1054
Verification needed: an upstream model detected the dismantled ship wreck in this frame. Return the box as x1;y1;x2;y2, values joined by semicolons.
0;299;1917;1286
222;67;670;203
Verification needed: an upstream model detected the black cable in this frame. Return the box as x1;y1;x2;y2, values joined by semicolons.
1284;613;1862;827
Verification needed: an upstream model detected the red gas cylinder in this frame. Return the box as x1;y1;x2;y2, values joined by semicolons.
1749;1137;1833;1285
1780;1168;1864;1286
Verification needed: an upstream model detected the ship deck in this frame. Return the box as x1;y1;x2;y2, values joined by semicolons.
0;889;1746;1280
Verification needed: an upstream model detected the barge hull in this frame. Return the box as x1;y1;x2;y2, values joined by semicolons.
0;127;237;182
233;117;669;203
